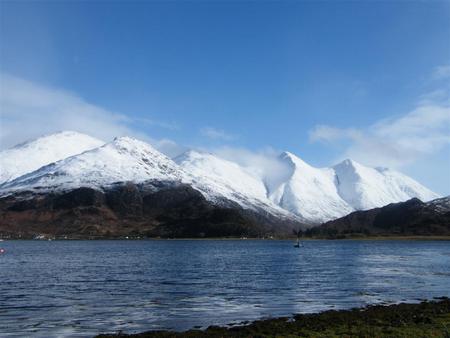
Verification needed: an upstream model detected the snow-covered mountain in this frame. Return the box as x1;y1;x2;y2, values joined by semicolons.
0;131;104;184
266;152;354;223
0;138;295;221
333;159;439;210
263;152;439;223
0;131;441;225
1;136;183;192
175;150;295;219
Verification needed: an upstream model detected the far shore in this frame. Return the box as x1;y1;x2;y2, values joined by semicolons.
2;235;450;241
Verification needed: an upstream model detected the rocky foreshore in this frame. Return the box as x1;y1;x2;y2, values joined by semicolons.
96;297;450;338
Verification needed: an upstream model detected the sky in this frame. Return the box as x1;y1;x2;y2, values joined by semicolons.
0;1;449;194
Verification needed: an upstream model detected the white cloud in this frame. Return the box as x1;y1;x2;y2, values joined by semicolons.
418;89;450;106
310;65;450;172
309;104;450;168
0;73;180;154
154;138;187;158
212;146;292;189
133;117;180;131
432;64;450;80
200;126;236;141
309;125;362;143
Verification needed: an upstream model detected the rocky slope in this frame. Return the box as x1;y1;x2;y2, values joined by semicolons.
308;196;450;237
0;181;298;239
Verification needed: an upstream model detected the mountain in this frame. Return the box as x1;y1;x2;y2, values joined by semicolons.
308;196;450;237
263;153;439;223
1;136;183;193
1;140;297;221
0;181;296;239
175;150;295;220
266;152;353;223
0;131;442;238
333;159;439;210
0;131;104;184
427;196;450;213
0;136;301;239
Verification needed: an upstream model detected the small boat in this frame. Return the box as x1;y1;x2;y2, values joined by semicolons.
293;229;304;248
0;248;5;254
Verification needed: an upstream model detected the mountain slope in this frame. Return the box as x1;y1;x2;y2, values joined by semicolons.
266;152;353;223
175;150;297;220
261;153;439;223
0;131;104;184
333;159;439;210
0;136;183;193
308;196;450;237
0;182;296;239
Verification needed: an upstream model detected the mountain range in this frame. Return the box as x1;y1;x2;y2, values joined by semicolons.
0;131;443;238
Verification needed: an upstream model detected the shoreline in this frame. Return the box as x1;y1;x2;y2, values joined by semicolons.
96;298;450;337
2;235;450;241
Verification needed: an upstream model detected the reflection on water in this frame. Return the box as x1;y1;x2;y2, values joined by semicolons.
0;240;449;337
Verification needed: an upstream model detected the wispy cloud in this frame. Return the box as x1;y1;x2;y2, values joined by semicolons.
310;105;450;168
309;66;450;169
309;125;362;144
154;138;187;158
200;126;236;141
132;117;180;131
432;64;450;80
0;73;180;154
212;146;292;190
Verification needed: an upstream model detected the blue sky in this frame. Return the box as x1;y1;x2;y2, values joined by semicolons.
0;1;449;194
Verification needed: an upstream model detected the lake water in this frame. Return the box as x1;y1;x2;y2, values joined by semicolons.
1;240;449;337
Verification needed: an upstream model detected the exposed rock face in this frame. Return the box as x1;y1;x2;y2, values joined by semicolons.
0;181;300;239
309;197;450;237
106;183;143;218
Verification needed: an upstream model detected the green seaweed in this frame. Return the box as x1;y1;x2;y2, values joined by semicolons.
96;298;450;338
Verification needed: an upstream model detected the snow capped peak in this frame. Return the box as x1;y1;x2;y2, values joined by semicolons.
1;136;183;193
12;130;92;148
278;151;317;173
279;151;295;160
176;149;267;199
334;158;369;173
111;136;149;151
269;152;353;223
108;136;171;161
113;135;145;147
0;131;104;184
336;158;357;167
333;159;439;210
280;151;305;164
175;150;294;218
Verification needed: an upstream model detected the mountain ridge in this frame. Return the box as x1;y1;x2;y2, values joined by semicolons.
307;196;450;237
0;131;104;184
0;131;441;230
